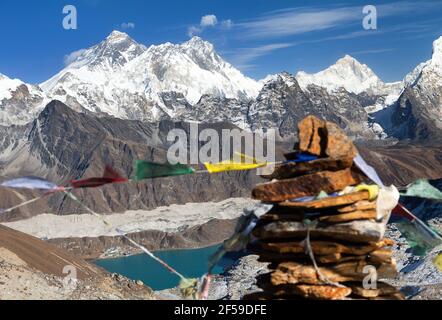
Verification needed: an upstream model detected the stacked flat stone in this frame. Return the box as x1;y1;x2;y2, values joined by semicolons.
244;116;404;300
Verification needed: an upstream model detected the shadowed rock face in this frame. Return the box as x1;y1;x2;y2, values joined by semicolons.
387;87;442;141
247;74;374;139
0;101;441;222
0;101;266;221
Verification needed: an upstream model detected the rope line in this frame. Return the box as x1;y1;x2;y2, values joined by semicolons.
303;224;346;288
64;190;189;282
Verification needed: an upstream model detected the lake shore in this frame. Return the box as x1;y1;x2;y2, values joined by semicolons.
2;198;257;259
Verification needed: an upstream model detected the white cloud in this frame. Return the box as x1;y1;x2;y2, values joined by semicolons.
200;14;218;27
237;1;442;40
228;43;293;70
121;22;135;29
348;48;395;55
64;48;86;66
238;7;358;39
221;19;234;29
187;14;234;37
187;25;202;37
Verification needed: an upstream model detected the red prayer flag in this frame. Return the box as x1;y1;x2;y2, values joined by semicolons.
392;203;415;221
71;166;128;188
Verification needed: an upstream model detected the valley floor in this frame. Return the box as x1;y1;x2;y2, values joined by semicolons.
1;198;257;259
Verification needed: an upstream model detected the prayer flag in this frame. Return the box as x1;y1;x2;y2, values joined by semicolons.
204;161;266;174
284;152;318;163
395;218;442;256
0;176;59;190
401;179;442;201
354;153;442;247
204;152;267;173
71;166;128;188
434;253;442;272
134;160;195;181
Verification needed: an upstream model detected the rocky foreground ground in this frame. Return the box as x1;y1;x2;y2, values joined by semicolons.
0;224;155;300
158;222;442;300
2;195;441;300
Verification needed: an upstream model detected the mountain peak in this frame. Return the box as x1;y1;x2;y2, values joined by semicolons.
296;55;384;94
183;36;214;52
431;35;442;65
186;36;204;43
334;55;372;74
0;73;8;81
106;30;131;42
335;54;362;67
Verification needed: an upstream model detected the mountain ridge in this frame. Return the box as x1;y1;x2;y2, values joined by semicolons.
0;32;441;141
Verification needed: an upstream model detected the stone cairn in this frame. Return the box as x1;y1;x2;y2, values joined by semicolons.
244;116;404;300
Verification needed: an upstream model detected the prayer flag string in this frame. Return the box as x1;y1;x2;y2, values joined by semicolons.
0;156;441;298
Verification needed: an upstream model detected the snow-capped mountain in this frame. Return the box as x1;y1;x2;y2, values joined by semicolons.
0;74;47;126
40;31;261;121
295;55;402;96
248;72;376;137
294;55;409;138
383;36;442;140
1;31;441;141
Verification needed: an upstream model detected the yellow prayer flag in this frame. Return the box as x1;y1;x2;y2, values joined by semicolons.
204;152;268;173
434;253;442;272
354;184;380;200
204;161;267;174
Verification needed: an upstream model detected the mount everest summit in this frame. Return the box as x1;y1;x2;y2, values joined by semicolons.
39;31;260;123
0;30;441;140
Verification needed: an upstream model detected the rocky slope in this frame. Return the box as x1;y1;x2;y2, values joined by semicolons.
373;36;442;141
0;224;155;299
260;73;374;137
0;73;48;126
0;101;441;222
0;101;266;221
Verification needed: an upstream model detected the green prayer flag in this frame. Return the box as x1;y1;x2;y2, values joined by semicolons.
401;179;442;201
134;160;195;181
395;219;442;256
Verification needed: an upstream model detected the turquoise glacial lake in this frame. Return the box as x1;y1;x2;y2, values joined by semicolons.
95;244;236;290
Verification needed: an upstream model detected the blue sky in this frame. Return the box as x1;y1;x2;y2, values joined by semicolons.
1;0;442;84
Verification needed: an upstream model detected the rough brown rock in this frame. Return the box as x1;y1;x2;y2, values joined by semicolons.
278;191;369;209
369;293;405;300
368;249;393;264
297;116;357;159
260;281;352;300
252;239;394;256
283;284;352;300
271;260;397;285
318;210;378;223
252;169;362;202
253;219;387;243
298;115;326;156
337;200;377;213
256;273;352;300
325;122;357;159
251;247;392;265
255;251;365;265
347;281;398;298
260;157;354;180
